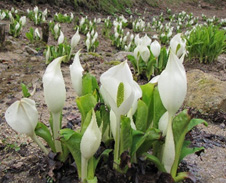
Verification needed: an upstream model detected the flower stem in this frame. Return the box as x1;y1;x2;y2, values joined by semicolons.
162;114;175;173
30;133;49;155
113;114;121;170
81;156;88;182
52;112;62;153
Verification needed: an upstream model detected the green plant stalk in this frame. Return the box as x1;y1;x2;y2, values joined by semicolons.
52;112;62;153
113;114;121;170
30;133;49;155
81;156;88;182
174;172;189;182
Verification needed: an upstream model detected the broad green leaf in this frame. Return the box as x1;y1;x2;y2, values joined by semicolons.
82;73;99;98
140;83;154;127
136;128;162;157
187;118;208;133
35;122;56;152
135;100;148;132
130;129;145;157
179;141;204;162
152;86;166;129
120;116;132;155
60;129;82;178
76;94;97;123
171;110;191;177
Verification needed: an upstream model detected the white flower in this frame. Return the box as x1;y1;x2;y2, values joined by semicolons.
170;33;186;58
158;50;187;115
100;61;139;116
81;110;101;159
34;28;41;39
15;22;20;31
34;6;38;15
134;44;150;63
69;50;84;96
141;34;152;46
86;38;90;52
0;12;6;20
46;46;51;64
43;56;66;113
151;40;161;58
43;8;48;16
54;23;60;35
71;29;80;49
70;12;74;20
134;34;140;46
5;98;38;136
58;31;64;45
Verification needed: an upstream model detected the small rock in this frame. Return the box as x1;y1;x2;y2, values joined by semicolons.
113;51;132;62
185;69;226;114
30;57;39;62
11;161;24;169
24;46;38;55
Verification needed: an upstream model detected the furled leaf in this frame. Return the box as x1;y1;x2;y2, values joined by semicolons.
76;94;97;123
60;129;82;178
35;122;55;152
82;73;99;96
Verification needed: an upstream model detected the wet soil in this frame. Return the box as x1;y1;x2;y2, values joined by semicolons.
0;1;226;183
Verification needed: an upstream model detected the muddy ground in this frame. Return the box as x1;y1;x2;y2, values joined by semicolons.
0;1;226;183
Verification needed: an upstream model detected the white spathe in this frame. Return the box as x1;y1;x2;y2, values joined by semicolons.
170;33;186;58
69;50;84;96
158;50;187;116
58;31;64;45
100;61;138;116
80;110;101;160
43;56;66;113
5;98;38;136
158;111;169;136
134;44;150;63
71;29;80;49
151;40;161;58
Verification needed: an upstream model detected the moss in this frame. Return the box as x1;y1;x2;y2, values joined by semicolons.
105;60;121;65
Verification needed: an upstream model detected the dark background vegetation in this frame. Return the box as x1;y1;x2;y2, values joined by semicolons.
4;0;226;14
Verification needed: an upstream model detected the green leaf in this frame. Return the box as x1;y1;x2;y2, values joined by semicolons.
136;128;162;156
135;100;148;132
130;130;145;157
127;55;137;71
117;82;124;108
21;83;31;98
81;110;92;134
187;118;208;133
143;153;166;172
152;86;166;129
35;122;56;152
140;83;155;127
179;141;204;162
82;73;99;96
60;129;82;178
76;94;97;123
171;110;191;177
120;116;132;155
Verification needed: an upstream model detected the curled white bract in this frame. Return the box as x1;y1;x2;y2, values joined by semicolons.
5;98;38;136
